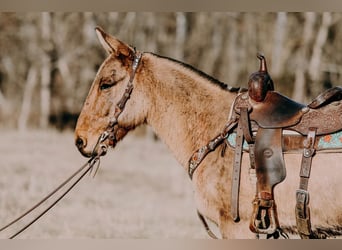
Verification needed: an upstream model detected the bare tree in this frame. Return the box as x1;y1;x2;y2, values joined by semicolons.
174;12;187;61
218;13;240;86
198;13;225;76
272;12;288;78
18;67;38;131
308;12;333;95
0;89;10;118
292;12;317;102
40;12;52;129
1;12;342;130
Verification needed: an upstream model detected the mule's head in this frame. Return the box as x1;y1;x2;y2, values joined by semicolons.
75;27;147;157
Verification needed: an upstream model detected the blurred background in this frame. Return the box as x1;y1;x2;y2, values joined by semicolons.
1;12;342;131
0;12;342;238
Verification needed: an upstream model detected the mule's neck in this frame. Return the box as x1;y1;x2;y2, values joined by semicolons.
141;53;236;168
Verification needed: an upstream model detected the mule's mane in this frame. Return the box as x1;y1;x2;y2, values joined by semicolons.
149;53;240;92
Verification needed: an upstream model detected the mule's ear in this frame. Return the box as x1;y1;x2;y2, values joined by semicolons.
95;27;132;57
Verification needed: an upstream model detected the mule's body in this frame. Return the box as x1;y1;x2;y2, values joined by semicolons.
75;28;342;238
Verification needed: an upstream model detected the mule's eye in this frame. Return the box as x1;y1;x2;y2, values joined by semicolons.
100;82;114;90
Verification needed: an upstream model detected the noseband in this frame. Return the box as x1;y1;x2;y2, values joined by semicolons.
95;50;142;155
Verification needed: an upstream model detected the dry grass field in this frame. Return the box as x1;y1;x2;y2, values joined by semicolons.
1;129;341;240
0;129;209;239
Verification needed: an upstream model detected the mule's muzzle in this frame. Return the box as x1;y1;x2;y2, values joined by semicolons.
75;135;105;158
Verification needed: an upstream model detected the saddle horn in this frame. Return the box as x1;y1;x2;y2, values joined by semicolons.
248;53;274;102
257;53;267;73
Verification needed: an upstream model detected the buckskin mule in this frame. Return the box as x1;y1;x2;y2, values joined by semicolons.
75;27;342;239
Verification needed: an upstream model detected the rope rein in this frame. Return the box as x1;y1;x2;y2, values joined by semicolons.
0;51;143;239
0;153;102;239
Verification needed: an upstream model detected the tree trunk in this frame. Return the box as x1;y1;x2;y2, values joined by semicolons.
18;67;38;131
272;12;288;78
40;12;52;129
174;12;187;62
308;12;332;94
243;13;258;75
219;13;239;86
292;12;316;102
0;89;10;117
198;13;224;76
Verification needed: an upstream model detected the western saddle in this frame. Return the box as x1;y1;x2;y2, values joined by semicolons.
189;54;342;239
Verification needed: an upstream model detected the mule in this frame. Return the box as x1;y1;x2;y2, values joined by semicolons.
74;27;342;239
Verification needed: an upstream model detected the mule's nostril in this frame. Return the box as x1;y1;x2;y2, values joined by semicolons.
75;137;86;149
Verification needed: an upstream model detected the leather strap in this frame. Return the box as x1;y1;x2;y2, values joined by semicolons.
240;107;253;143
295;127;316;238
231;107;256;222
230;120;244;222
188;119;238;179
97;51;142;150
196;210;218;239
188;134;224;179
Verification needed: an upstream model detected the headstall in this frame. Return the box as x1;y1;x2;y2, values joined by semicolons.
95;50;143;155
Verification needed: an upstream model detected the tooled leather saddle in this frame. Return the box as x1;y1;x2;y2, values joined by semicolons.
229;54;342;238
188;54;342;239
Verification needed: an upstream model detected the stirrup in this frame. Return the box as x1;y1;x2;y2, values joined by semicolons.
249;197;279;235
256;227;289;239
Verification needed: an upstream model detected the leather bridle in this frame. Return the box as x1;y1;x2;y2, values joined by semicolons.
95;50;143;156
0;51;143;238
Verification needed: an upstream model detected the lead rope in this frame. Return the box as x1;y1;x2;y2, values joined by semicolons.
0;146;104;239
0;50;142;239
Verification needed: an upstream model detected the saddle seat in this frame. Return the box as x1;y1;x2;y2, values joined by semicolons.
235;90;306;129
235;87;342;135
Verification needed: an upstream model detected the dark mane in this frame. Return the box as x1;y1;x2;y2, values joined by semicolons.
149;53;240;92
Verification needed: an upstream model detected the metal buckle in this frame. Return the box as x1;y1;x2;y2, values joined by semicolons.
99;131;109;143
295;189;312;236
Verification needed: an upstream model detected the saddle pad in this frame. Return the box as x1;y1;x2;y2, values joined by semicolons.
227;130;342;152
